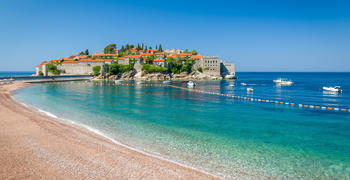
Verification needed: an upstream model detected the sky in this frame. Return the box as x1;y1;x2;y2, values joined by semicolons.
0;0;349;72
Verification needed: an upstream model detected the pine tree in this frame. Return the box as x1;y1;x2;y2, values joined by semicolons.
155;45;158;50
149;46;152;50
145;45;147;50
85;49;89;55
159;44;163;52
137;43;141;50
141;43;144;50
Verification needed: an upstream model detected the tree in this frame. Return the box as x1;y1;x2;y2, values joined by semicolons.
145;45;148;50
146;55;155;64
92;66;101;76
191;49;198;55
38;71;44;76
155;45;158;50
159;44;163;52
79;51;84;55
137;43;141;50
141;43;144;50
149;46;152;50
85;49;89;55
197;67;203;73
183;49;190;53
104;44;116;54
46;62;60;75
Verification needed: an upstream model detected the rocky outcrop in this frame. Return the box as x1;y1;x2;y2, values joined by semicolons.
98;70;226;81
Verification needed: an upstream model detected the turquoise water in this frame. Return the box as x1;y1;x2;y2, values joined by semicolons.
14;73;350;179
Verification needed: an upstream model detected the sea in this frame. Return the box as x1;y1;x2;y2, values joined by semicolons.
12;72;350;179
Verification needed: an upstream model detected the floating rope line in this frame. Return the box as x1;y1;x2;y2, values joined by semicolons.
107;83;349;113
166;84;350;113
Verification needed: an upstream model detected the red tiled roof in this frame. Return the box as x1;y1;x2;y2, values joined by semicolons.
50;59;62;62
153;59;165;62
155;52;165;55
62;61;78;64
140;53;153;56
149;49;158;52
191;55;203;60
92;53;118;57
180;53;192;56
114;49;120;51
125;55;141;59
131;49;138;52
63;57;75;61
70;55;78;57
118;57;125;60
78;55;88;59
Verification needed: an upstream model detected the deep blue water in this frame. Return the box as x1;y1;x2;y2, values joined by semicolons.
13;72;350;179
0;71;35;77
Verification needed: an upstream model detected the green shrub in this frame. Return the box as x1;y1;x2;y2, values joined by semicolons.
46;63;60;75
92;66;101;76
142;64;168;74
38;71;44;76
108;63;134;75
197;67;203;73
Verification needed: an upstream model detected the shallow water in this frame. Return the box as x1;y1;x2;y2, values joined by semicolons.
14;72;350;179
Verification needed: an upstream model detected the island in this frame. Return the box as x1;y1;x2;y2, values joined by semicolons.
35;43;236;80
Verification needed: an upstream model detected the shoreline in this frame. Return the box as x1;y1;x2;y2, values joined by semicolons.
0;83;218;179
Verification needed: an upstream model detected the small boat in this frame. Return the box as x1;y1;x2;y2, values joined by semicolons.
323;86;342;93
247;88;254;92
241;82;247;86
229;84;235;87
136;81;144;85
115;80;123;84
163;80;172;84
273;78;293;85
187;81;196;86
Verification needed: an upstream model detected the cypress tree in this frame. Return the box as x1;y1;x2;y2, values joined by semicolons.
159;44;163;52
141;43;144;50
155;45;158;50
85;49;89;55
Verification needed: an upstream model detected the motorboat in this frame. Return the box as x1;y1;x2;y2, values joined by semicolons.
241;82;247;86
163;80;172;84
247;88;254;92
136;81;144;85
187;81;196;86
229;84;235;87
115;80;123;84
273;78;293;85
323;86;342;93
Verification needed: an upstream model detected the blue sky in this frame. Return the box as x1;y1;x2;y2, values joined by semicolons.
0;0;349;72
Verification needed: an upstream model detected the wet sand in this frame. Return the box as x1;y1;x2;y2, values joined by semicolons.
0;83;217;179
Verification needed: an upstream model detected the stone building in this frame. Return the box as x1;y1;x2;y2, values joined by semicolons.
202;56;221;76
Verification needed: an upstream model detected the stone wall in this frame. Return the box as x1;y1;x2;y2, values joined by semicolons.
202;56;221;76
221;62;235;77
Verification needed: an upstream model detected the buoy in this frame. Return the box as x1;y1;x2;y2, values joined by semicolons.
334;108;339;111
327;107;332;110
310;105;314;108
315;106;320;109
304;105;309;107
341;109;346;111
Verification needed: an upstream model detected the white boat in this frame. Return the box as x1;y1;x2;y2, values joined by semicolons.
163;80;172;84
115;80;123;84
241;82;247;86
247;88;254;92
229;84;235;87
136;81;144;85
323;86;342;93
187;81;196;86
273;78;293;85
